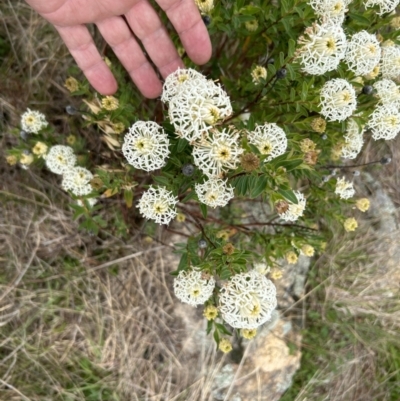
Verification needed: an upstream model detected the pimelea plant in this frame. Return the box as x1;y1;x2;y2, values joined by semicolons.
7;0;399;350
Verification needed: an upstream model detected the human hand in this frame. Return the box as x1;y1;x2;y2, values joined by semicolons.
24;0;212;98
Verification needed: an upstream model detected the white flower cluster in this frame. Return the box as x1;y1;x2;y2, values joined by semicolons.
364;0;400;15
138;186;178;225
278;191;307;222
61;166;93;196
341;120;365;159
344;31;381;75
192;128;243;178
335;177;355;199
367;104;400;140
122;121;170;172
173;269;215;306
46;145;77;175
164;69;232;142
309;0;349;23
381;45;400;81
373;79;400;109
195;178;234;208
296;21;347;75
219;270;277;329
21;109;48;134
320;78;357;121
247;123;288;162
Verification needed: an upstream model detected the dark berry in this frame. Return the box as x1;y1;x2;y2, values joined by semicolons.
182;163;195;176
380;156;392;165
202;15;211;26
362;85;373;95
276;68;287;79
321;134;328;140
267;58;275;64
66;105;78;115
19;130;28;141
322;175;330;182
198;239;207;249
352;170;360;176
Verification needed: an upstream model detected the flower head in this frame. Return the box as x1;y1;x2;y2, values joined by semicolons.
320;78;357;122
77;197;98;208
192;128;243;178
335;177;355;199
381;45;400;80
247;123;287;162
173;269;215;306
218;270;277;329
301;244;315;257
21;109;48;134
203;305;218;320
45;145;77;175
6;155;18;166
311;117;327;133
356;198;370;212
251;65;267;84
245;19;259;32
241;328;257;339
138;186;178;225
373;79;400;109
64;77;79;92
341;119;365;159
241;153;260;172
364;65;380;80
122;121;170;172
344;217;358;232
168;79;232;142
277;191;306;222
286;251;298;264
61;166;94;196
32;141;48;158
364;0;400;15
368;104;400;140
219;339;233;353
195;0;214;13
296;21;347;75
308;0;349;23
20;153;33;167
161;68;207;103
101;96;119;111
300;138;317;153
344;31;381;75
253;261;270;275
195;178;234;208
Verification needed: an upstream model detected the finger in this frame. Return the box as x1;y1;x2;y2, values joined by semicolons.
55;24;118;95
124;2;184;79
96;16;163;98
157;0;212;65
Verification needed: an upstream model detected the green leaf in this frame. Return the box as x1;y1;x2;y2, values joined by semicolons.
181;190;197;203
250;176;268;198
206;320;214;335
278;188;298;204
152;175;170;186
213;329;220;344
200;203;208;219
287;39;296;58
177;138;188;153
178;252;188;271
215;323;232;336
124;188;133;208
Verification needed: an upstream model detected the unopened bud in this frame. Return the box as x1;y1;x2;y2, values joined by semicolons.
275;200;289;214
66;105;78;115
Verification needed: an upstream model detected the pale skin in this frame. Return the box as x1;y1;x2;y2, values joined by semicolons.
24;0;212;98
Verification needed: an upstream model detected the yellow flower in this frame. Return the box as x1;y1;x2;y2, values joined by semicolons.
6;155;18;166
301;244;315;257
241;328;257;339
344;217;358;232
216;230;230;241
251;65;267;84
300;138;316;153
66;135;76;145
286;251;298;264
270;268;283;280
176;213;186;223
64;77;79;93
113;122;125;134
222;243;235;255
390;16;400;29
356;198;370;212
310;117;326;133
20;153;33;166
101;96;119;111
331;143;343;161
219;338;232;353
245;19;259;32
104;57;112;67
203;305;218;320
194;0;214;13
364;65;380;80
32;141;48;157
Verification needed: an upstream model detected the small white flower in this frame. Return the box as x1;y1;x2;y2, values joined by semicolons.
309;0;349;23
368;104;400;140
46;145;77;175
138;186;178;225
253;261;270;275
364;0;400;15
161;68;207;103
278;191;307;222
335;177;355;199
247;123;287;162
373;79;400;109
218;270;277;329
296;21;347;75
381;45;400;80
195;178;234;208
61;166;93;196
192;128;243;178
320;78;357;122
77;198;98;208
341;119;365;159
168;80;232;142
21;109;48;134
173;269;215;306
344;31;381;75
122;121;170;172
